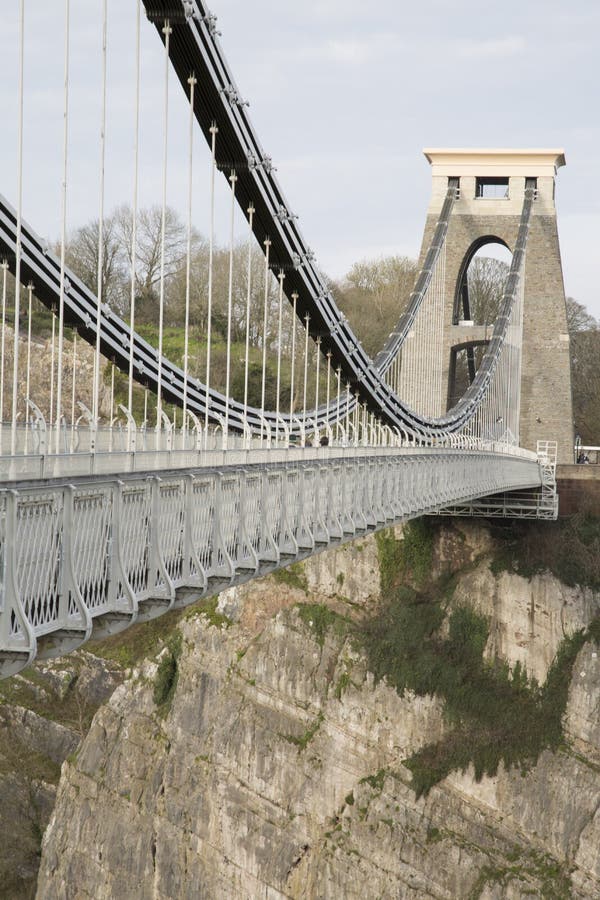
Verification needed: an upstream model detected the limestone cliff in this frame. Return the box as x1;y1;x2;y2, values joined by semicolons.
32;519;600;899
0;653;123;898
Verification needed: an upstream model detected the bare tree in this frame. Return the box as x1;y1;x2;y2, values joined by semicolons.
568;299;600;442
466;256;509;326
566;296;598;334
571;329;600;442
65;212;128;314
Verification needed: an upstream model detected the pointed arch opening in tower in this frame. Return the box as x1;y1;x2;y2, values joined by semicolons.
448;239;513;410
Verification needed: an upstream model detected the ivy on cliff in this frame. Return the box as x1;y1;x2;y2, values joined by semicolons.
375;518;434;592
361;521;597;798
489;509;600;590
153;632;183;710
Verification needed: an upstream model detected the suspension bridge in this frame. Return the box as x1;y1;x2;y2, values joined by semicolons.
0;1;571;677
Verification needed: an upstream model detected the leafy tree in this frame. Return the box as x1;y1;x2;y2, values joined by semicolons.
335;255;418;357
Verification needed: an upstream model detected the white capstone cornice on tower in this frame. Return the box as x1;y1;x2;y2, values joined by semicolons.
423;148;566;215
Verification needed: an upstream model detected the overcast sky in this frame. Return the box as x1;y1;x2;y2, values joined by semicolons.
0;0;599;318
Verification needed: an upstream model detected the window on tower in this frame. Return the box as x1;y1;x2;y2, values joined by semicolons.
475;177;509;199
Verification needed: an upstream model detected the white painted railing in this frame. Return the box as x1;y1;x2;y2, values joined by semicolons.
0;448;543;677
0;428;537;483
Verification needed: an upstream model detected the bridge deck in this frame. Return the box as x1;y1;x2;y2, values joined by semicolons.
0;448;543;678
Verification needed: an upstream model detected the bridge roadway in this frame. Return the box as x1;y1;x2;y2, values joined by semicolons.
0;445;543;677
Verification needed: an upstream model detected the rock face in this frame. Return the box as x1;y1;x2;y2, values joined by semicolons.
0;653;124;898
34;520;600;899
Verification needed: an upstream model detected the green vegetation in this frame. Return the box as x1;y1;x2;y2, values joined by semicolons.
3;297;77;343
397;519;435;586
88;606;189;669
295;603;352;647
153;631;182;709
588;616;600;644
467;847;573;900
489;511;600;590
375;529;405;595
358;769;387;792
334;669;353;700
375;520;434;592
273;562;308;593
289;521;597;797
88;597;229;673
185;597;231;629
360;579;593;796
362;521;597;797
124;323;300;416
283;711;324;750
0;726;62;785
150;601;228;709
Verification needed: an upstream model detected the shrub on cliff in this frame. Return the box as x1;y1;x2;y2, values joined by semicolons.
153;632;183;709
489;509;600;590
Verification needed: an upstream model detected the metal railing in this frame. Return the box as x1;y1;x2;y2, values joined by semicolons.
0;415;539;483
0;446;544;677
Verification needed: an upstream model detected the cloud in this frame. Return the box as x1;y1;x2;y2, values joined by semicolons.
456;35;526;59
323;39;373;64
289;33;401;66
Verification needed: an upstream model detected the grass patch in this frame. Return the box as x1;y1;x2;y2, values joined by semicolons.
467;847;572;899
296;603;352;647
358;584;445;696
0;728;62;785
0;663;105;737
405;619;588;797
185;597;231;629
273;562;308;593
89;598;229;672
588;616;600;644
88;606;189;669
334;669;353;700
375;529;405;595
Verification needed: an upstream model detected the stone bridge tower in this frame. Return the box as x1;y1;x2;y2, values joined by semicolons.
418;148;573;463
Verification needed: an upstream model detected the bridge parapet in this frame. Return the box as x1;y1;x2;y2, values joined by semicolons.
0;449;544;677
